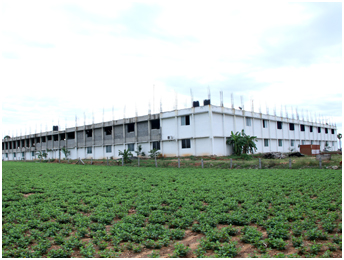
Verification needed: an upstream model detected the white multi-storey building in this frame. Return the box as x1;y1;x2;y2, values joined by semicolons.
2;102;338;160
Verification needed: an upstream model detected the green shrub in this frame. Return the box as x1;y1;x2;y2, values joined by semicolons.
170;242;190;257
266;238;288;250
309;241;322;255
80;243;96;258
214;242;239;258
98;248;121;258
291;235;303;248
47;248;72;258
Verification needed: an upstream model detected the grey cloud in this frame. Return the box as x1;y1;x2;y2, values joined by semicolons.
255;2;341;68
62;3;197;43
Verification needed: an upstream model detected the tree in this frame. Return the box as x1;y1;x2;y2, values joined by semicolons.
61;147;71;159
4;135;10;139
337;133;342;150
118;149;133;164
135;144;145;157
148;148;161;158
226;130;258;156
36;151;48;160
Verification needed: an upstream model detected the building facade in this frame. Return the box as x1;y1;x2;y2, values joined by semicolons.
2;104;338;160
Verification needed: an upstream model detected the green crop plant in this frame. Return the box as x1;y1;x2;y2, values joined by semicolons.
2;162;342;258
170;242;190;257
309;241;322;255
80;243;96;258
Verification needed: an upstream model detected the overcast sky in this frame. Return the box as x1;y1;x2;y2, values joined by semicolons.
1;0;342;139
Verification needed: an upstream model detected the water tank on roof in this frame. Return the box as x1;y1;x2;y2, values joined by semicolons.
53;125;58;131
203;99;211;105
193;101;200;107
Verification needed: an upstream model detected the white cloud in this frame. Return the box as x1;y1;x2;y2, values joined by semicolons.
1;1;342;138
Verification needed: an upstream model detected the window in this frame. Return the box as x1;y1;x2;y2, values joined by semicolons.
22;152;24;157
13;152;16;157
331;129;335;134
302;140;305;145
31;151;35;156
36;137;40;143
263;120;268;128
106;145;112;153
87;147;92;154
309;126;313;132
53;135;58;141
60;133;66;140
128;143;135;151
127;123;135;133
300;124;305;131
264;139;269;147
318;127;321;133
67;132;75;139
41;136;46;142
181;139;191;149
6;153;8;158
47;135;52;141
152;141;160;150
325;128;328;134
332;141;334;146
86;130;92;138
181;115;190;126
246;117;252;127
151;119;160;129
289;123;295;131
277;121;282;129
311;140;314;145
278;139;283;147
291;140;294;146
104;127;112;135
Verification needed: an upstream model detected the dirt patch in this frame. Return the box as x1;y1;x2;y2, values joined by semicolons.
23;193;35;197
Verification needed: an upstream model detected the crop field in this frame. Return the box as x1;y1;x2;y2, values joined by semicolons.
2;162;342;258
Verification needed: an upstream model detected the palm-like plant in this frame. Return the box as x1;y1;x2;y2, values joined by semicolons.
226;130;257;155
118;149;133;164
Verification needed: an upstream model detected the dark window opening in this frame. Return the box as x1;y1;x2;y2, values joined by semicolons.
277;121;282;129
128;143;134;151
67;132;75;139
152;141;160;150
127;123;135;133
151;119;160;129
182;139;191;149
41;136;46;142
47;135;52;141
9;142;12;149
17;141;21;147
310;126;313;132
263;120;268;128
53;135;58;141
325;128;328;134
36;137;41;143
104;126;112;135
331;129;335;134
13;142;16;149
60;133;66;140
21;140;25;147
318;127;321;133
300;124;305;131
86;130;92;138
26;139;30;147
289;123;295;131
2;142;4;150
181;115;190;126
